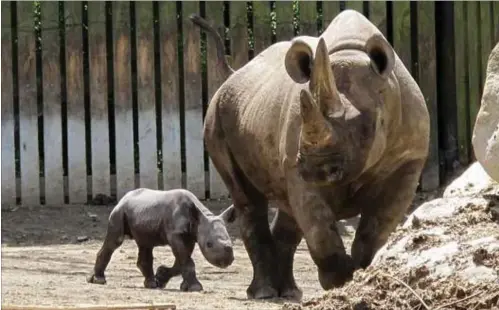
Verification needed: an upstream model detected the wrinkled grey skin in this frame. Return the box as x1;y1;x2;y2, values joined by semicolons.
191;9;429;301
86;188;236;291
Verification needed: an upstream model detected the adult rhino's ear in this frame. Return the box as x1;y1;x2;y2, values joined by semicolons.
285;39;314;84
365;33;395;79
219;204;236;224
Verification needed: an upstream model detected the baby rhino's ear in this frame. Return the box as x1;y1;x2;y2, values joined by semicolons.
173;207;198;235
219;204;236;224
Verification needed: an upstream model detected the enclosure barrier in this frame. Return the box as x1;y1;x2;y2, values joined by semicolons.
1;1;498;206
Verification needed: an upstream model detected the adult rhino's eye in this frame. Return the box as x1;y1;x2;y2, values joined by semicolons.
207;241;213;248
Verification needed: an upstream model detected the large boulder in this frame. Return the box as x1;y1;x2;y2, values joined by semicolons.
443;161;498;198
472;42;499;182
287;163;499;310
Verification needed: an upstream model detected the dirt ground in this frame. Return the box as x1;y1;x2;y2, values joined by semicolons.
1;199;354;310
0;186;442;310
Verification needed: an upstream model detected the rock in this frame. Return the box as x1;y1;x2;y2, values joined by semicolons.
489;205;499;221
90;193;115;205
371;162;499;288
459;265;497;284
443;162;498;198
87;212;98;221
406;242;459;268
403;196;488;228
77;236;89;242
472;42;499;183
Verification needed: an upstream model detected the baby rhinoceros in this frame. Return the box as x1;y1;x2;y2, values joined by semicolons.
86;188;236;291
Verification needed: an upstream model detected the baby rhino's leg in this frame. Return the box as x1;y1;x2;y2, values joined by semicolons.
87;226;124;285
179;258;202;292
136;246;158;288
163;234;202;292
155;260;181;289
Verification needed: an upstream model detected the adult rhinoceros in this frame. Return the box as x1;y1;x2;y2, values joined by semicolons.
190;10;430;300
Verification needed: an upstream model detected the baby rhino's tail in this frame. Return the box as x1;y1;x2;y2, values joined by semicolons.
106;199;130;243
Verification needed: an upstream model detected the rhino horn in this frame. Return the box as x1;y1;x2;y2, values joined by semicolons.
309;38;342;115
299;89;336;147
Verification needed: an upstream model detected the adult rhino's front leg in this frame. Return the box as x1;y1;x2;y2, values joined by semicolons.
288;179;355;290
351;159;425;269
204;102;280;299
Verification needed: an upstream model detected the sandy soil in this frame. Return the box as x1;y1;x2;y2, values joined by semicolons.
0;186;440;310
1;200;340;310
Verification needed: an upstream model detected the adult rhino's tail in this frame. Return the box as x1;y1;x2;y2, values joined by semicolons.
189;13;235;76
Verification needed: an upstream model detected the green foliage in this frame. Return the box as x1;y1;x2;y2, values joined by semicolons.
34;1;41;44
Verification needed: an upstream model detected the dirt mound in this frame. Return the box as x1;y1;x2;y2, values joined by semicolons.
284;163;499;310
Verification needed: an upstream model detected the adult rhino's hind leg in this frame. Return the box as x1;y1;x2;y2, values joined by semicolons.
270;209;303;300
204;101;279;299
237;191;279;299
221;159;279;299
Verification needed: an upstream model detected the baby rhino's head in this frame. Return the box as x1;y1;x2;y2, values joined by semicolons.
196;205;236;268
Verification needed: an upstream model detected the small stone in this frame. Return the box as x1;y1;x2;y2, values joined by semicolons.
61;235;69;241
412;215;421;228
456;287;466;299
77;236;89;242
472;248;490;265
353;300;370;310
87;213;98;221
489;206;499;222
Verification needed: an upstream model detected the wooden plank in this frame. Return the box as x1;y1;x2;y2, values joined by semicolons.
88;1;110;198
135;2;158;190
41;1;64;205
466;1;481;162
490;2;497;46
252;1;272;55
436;2;458;178
322;1;340;28
275;1;294;41
65;2;87;203
206;1;228;198
2;304;176;310
299;1;317;36
494;2;499;43
480;1;492;95
182;1;205;198
1;1;16;204
159;2;182;190
344;1;363;14
392;1;412;72
112;2;134;199
417;2;439;191
454;2;470;165
230;1;249;70
369;1;387;38
17;1;40;205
